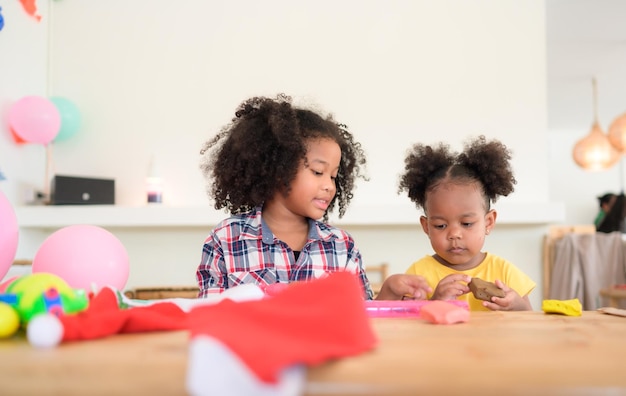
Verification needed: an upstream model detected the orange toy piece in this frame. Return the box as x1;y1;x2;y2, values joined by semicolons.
420;300;470;324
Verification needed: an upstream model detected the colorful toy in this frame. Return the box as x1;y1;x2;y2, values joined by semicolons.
0;273;89;334
0;301;20;338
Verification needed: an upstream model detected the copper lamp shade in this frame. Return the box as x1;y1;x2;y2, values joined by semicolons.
608;112;626;153
572;78;621;171
573;121;620;170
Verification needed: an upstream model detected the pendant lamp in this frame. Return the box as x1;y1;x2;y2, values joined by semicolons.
608;106;626;193
572;78;620;170
608;112;626;153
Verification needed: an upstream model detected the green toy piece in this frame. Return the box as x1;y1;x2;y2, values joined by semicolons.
1;273;89;324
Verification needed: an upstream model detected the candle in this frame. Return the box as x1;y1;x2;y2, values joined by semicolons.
146;176;162;203
146;155;163;204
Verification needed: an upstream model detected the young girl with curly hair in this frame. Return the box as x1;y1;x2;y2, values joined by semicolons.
399;135;535;311
196;94;431;300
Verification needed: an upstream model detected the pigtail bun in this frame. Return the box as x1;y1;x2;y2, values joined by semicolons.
458;135;516;202
399;142;455;209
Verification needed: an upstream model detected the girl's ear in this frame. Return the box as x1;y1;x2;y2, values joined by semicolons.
420;215;429;235
485;209;497;234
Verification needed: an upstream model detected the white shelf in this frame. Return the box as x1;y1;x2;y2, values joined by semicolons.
16;205;225;228
15;202;566;229
330;202;565;226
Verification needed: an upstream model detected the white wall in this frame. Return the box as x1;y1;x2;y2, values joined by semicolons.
1;0;562;309
545;0;626;226
0;0;49;202
548;130;625;225
46;0;550;207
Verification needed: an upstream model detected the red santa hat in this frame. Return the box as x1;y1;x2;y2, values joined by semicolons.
53;271;377;394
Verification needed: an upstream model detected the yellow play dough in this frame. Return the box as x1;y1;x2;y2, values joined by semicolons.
542;298;582;316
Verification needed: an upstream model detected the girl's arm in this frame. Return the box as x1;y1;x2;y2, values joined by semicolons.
375;274;432;301
196;234;227;298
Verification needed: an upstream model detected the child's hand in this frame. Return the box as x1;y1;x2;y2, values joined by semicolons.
375;274;432;301
431;274;471;301
481;279;532;311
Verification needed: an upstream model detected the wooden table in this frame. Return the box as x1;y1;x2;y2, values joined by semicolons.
1;311;625;395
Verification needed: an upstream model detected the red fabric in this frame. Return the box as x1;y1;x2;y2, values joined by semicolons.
60;288;188;341
58;272;378;384
188;271;378;383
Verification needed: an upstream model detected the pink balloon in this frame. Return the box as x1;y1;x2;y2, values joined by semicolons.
8;95;61;145
32;225;129;290
0;190;19;281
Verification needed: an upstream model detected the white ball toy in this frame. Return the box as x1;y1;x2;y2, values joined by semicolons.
27;313;64;348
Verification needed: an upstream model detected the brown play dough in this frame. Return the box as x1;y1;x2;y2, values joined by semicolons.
468;277;505;301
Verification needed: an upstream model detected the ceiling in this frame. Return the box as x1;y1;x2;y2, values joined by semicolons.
547;0;626;132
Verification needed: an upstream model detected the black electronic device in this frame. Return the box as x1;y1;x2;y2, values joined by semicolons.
50;175;115;205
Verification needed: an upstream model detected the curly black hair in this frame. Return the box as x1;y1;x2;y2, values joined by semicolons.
597;193;626;233
200;94;367;219
398;135;516;213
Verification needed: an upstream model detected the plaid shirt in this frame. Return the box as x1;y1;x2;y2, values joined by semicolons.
196;207;373;300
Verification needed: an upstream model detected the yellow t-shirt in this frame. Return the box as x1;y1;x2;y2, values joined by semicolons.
405;253;536;311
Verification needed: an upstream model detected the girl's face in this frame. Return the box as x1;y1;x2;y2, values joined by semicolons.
419;182;496;271
283;137;340;220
